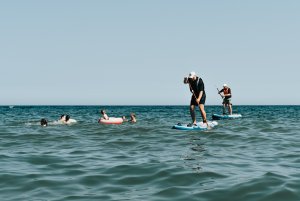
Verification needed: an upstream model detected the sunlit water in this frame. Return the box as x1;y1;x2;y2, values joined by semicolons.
0;106;299;201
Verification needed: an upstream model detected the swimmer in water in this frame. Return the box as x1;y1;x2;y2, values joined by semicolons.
129;113;137;123
40;118;48;127
100;110;109;120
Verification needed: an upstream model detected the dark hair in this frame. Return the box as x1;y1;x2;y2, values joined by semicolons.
40;118;48;126
65;115;70;122
100;110;105;115
60;114;65;119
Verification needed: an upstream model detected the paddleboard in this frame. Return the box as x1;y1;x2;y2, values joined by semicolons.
212;114;242;120
172;121;218;130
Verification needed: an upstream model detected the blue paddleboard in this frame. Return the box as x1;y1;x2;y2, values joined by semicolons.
212;114;242;120
172;121;218;131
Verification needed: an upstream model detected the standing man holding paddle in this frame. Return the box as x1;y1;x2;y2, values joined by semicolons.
184;72;208;126
218;84;232;115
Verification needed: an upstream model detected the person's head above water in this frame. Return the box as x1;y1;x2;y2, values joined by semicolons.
100;110;106;115
130;113;137;123
65;115;70;122
40;118;48;127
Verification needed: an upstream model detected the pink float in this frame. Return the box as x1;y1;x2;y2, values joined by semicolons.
98;117;123;125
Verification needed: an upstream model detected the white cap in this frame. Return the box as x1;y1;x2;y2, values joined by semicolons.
223;84;228;87
188;71;196;78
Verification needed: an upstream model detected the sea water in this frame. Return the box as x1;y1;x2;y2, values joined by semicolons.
0;105;299;201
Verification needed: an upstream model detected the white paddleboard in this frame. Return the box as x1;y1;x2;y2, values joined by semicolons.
172;121;218;130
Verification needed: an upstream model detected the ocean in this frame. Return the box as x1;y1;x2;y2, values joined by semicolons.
0;105;299;201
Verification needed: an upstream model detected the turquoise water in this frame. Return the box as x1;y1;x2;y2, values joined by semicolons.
0;105;299;201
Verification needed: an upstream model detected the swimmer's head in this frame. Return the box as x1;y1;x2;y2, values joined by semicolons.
65;115;70;122
40;118;48;127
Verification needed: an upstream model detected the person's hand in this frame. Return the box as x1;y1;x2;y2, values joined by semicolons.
196;98;201;104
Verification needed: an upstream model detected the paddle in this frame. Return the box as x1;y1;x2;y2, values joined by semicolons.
215;86;224;99
217;87;226;115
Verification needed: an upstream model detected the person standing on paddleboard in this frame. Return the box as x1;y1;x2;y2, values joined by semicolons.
184;72;208;126
218;84;232;115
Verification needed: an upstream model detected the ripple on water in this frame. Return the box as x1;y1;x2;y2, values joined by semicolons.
0;106;299;201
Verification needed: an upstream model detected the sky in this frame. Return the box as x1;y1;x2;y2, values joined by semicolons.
0;0;299;105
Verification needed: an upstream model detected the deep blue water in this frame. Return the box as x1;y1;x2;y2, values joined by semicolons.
0;105;299;201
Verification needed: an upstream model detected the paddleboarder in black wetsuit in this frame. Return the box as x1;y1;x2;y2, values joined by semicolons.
184;72;208;126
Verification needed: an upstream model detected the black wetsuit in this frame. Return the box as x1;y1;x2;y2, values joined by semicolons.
189;77;206;105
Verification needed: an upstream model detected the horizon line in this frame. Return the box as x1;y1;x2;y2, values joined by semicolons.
1;104;299;107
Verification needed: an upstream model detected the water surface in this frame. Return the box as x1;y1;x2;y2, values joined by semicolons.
0;105;299;201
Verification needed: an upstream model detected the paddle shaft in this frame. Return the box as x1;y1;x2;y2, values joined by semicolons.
216;88;224;99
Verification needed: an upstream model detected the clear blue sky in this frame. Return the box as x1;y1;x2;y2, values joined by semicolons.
0;1;299;105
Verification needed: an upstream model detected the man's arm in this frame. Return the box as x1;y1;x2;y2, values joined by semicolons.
196;79;204;102
197;91;203;103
